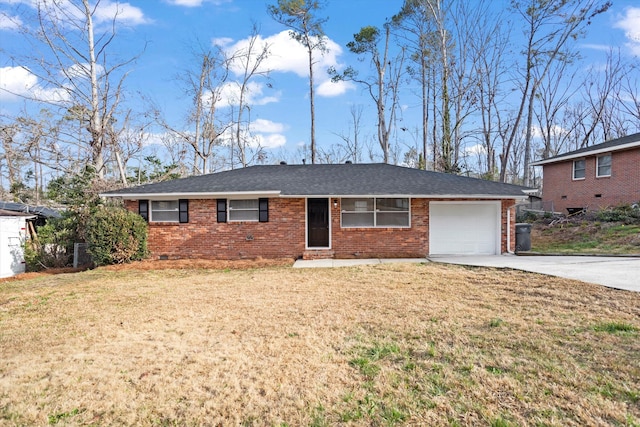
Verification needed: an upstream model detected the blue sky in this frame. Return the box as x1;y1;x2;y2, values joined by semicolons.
1;0;639;167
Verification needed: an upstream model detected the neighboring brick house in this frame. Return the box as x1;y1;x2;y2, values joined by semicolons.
531;133;640;213
102;163;532;260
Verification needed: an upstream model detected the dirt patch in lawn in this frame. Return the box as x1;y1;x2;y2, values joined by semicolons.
1;263;638;426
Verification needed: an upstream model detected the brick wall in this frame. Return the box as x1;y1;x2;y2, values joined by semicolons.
124;197;517;260
541;149;640;213
329;198;429;258
125;198;306;260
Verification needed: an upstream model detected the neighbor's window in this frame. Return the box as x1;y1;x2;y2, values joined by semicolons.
151;200;179;222
573;159;585;180
228;199;259;221
597;154;611;177
341;198;410;228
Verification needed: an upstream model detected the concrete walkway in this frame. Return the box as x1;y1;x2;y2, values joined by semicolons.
293;255;640;292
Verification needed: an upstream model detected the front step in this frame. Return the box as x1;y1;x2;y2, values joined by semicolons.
302;249;335;260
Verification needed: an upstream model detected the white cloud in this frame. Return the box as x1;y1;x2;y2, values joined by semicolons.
166;0;203;6
218;118;287;149
463;144;487;156
0;66;68;103
212;37;234;47
165;0;230;7
0;66;36;100
531;125;568;140
317;79;353;97
0;12;22;30
219;30;347;98
94;1;149;26
218;81;280;107
250;118;285;134
255;133;286;149
614;7;640;56
6;0;150;27
248;119;287;149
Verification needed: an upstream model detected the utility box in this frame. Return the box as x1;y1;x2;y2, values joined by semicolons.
515;223;532;252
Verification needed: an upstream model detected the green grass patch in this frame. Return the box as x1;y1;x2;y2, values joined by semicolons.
593;321;637;334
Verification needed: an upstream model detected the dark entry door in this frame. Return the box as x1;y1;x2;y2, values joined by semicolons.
307;198;329;247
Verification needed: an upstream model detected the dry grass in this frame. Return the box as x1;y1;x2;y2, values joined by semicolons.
0;261;638;426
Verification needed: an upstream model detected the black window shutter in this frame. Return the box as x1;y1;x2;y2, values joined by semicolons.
139;200;149;221
179;199;189;223
259;198;269;222
217;199;227;223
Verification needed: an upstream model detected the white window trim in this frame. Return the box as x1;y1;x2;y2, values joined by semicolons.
340;197;411;228
228;199;260;222
572;159;586;181
596;153;612;178
150;200;179;222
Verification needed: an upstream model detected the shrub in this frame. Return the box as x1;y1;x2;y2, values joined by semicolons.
86;207;148;266
595;203;640;224
24;211;83;271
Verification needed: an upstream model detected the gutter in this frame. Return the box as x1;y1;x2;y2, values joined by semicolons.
530;141;640;166
100;191;282;200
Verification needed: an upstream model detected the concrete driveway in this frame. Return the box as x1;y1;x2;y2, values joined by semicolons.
429;255;640;292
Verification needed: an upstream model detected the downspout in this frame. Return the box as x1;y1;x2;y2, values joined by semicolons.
507;209;511;254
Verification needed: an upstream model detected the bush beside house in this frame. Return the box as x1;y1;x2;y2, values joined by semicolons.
86;208;149;266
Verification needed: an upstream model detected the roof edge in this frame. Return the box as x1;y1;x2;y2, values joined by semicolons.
531;140;640;166
100;191;282;199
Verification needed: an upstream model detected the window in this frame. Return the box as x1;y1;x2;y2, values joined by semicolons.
597;154;611;177
573;159;585;180
219;199;268;222
149;200;188;223
151;200;179;222
229;199;259;221
341;198;410;228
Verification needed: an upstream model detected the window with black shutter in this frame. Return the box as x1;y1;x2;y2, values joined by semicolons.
139;200;149;221
217;199;227;223
259;198;269;222
179;199;189;223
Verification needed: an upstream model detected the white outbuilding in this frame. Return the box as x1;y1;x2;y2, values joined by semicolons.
0;210;34;279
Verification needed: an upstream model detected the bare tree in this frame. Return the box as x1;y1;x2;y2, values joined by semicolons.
391;0;437;169
331;24;405;164
534;57;579;159
226;24;272;168
268;0;328;164
154;44;231;175
2;0;145;180
501;0;611;185
331;105;366;163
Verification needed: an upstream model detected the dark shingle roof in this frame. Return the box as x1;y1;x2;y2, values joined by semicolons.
531;132;640;166
0;201;61;218
103;164;531;199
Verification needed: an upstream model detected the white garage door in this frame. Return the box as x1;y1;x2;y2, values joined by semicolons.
429;202;500;255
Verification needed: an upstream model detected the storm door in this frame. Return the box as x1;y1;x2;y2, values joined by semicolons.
307;198;330;248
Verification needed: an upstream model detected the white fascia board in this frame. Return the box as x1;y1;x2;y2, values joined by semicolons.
281;194;529;200
100;191;281;200
530;141;640;166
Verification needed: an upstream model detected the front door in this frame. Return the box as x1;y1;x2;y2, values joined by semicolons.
307;198;329;248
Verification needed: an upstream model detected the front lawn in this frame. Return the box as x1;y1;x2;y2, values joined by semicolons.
1;263;638;426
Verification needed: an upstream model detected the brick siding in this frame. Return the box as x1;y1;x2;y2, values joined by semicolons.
124;197;517;260
541;148;640;213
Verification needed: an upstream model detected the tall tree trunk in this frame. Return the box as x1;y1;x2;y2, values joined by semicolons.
308;45;316;164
